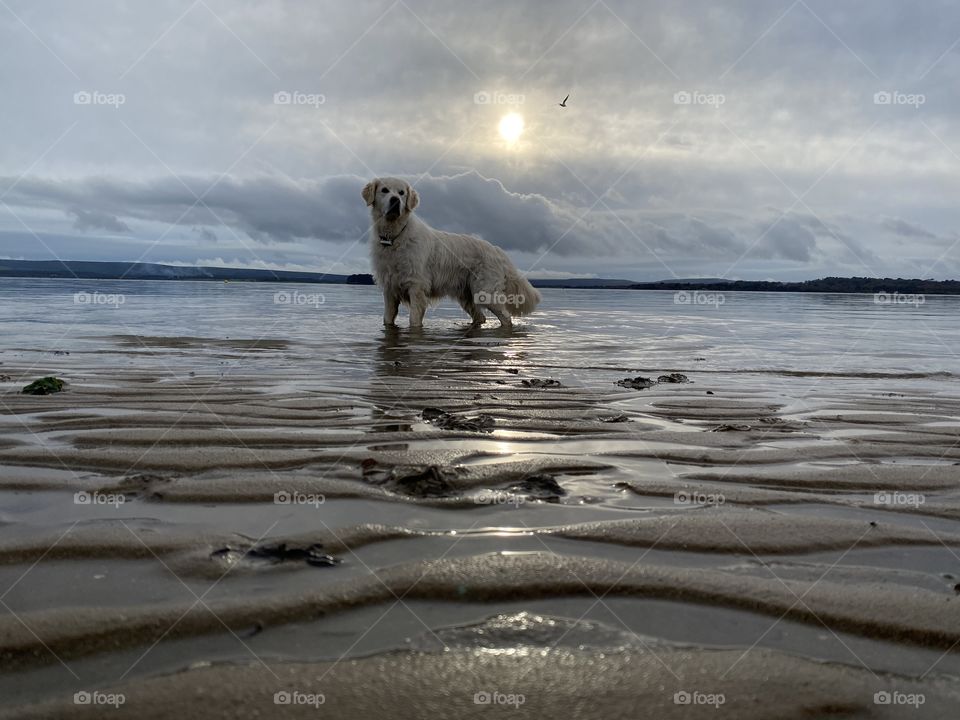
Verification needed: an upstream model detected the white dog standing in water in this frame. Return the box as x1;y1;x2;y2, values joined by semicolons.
362;177;540;329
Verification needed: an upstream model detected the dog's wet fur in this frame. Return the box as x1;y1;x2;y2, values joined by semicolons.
363;177;540;329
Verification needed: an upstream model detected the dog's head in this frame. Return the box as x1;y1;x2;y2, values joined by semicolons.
361;177;419;222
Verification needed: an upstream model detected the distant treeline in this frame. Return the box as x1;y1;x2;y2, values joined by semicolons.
345;274;375;284
629;277;960;295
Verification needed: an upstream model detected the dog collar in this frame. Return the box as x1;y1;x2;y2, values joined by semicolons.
378;222;408;246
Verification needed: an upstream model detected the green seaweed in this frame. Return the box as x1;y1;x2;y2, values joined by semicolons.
21;377;65;395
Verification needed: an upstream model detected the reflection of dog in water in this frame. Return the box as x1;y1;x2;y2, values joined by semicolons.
363;176;540;329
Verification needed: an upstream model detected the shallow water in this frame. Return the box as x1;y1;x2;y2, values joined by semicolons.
3;279;959;375
1;278;959;715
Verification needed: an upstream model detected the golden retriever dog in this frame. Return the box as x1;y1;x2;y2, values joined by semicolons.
362;176;540;329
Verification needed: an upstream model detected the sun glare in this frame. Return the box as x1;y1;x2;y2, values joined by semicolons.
498;113;524;143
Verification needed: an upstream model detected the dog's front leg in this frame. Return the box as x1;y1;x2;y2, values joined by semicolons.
383;294;399;327
408;287;428;328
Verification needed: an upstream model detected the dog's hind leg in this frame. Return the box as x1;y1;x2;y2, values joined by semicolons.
486;303;513;330
459;298;486;326
470;308;487;326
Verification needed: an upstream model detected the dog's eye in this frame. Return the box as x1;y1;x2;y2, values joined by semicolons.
381;187;389;193
399;190;405;196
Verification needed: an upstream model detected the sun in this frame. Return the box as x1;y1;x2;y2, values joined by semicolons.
498;113;524;143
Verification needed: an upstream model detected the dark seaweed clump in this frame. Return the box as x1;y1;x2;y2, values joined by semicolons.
508;474;566;502
616;376;655;390
212;543;340;568
22;377;65;395
521;378;562;388
422;407;494;433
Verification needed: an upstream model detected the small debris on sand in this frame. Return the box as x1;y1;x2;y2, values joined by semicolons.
103;473;175;499
758;417;788;426
617;373;691;390
521;378;562;388
598;415;630;423
508;474;566;502
363;463;460;498
711;424;752;432
246;542;341;567
616;376;655;390
390;465;458;498
422;407;495;433
238;622;264;638
211;543;341;568
21;377;65;395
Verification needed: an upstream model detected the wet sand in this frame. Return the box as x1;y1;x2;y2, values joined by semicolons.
1;310;959;717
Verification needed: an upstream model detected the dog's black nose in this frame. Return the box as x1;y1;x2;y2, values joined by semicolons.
388;196;401;209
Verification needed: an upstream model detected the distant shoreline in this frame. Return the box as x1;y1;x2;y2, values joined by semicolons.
2;260;959;294
625;278;960;295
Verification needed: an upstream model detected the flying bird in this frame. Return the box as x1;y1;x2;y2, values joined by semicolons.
558;94;569;107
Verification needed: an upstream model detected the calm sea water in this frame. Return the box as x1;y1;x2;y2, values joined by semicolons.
1;278;957;380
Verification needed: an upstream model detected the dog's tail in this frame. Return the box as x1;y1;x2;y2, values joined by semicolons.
505;271;541;316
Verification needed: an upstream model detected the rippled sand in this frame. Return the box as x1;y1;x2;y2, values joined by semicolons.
1;284;959;718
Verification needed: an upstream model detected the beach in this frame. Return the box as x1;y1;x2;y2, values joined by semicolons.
1;279;959;717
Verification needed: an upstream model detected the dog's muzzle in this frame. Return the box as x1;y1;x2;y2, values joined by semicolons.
386;197;401;220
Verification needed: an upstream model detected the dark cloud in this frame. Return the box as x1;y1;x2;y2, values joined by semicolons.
756;215;818;262
68;209;131;234
3;170;857;267
881;217;938;240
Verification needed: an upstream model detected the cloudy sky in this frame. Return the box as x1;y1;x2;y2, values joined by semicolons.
1;0;959;281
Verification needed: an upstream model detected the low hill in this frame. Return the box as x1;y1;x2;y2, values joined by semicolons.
0;260;349;283
630;277;960;294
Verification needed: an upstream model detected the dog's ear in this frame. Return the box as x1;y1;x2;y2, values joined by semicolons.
361;179;378;206
406;186;419;212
